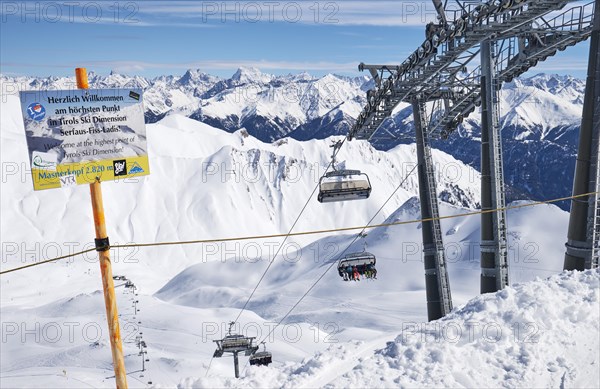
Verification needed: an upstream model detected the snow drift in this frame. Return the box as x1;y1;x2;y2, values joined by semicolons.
182;269;600;388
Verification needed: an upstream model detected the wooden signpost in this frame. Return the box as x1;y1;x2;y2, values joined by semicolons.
76;68;128;389
19;67;152;388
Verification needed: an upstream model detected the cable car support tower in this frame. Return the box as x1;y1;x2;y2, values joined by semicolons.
348;0;599;320
212;322;259;378
413;98;453;320
564;0;600;271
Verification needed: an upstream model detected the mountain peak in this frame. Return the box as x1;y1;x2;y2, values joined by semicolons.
179;69;214;85
231;66;273;84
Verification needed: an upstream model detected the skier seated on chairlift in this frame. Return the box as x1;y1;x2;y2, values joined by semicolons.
339;267;349;281
352;265;360;281
366;262;377;279
345;265;353;281
358;263;367;275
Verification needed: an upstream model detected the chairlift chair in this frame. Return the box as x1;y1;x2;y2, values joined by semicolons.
221;334;252;352
249;342;272;366
213;322;258;358
318;140;372;203
337;251;377;280
318;170;372;203
338;252;376;270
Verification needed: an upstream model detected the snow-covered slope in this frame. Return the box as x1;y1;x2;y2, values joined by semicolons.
1;93;479;303
1;89;596;388
182;269;599;389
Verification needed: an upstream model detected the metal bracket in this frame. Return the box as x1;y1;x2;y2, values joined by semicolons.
95;237;111;252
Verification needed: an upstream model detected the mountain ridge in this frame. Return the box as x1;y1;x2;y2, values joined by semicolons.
1;69;584;209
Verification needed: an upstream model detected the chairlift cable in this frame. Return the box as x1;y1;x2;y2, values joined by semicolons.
232;138;348;324
257;163;419;345
204;354;215;378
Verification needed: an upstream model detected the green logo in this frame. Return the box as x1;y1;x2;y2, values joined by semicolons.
32;155;56;169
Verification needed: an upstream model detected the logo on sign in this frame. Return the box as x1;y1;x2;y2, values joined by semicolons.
128;162;144;174
31;151;57;170
59;174;77;188
26;102;46;121
113;159;127;176
129;91;140;101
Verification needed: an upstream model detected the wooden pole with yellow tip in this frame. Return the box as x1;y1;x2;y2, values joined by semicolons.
76;67;128;389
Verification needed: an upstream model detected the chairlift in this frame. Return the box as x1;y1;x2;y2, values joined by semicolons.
212;321;259;378
318;141;372;203
213;322;257;356
318;170;372;203
221;334;252;352
338;251;377;272
337;235;377;281
249;342;272;366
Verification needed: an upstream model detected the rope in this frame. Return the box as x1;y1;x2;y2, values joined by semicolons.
204;355;214;378
1;191;596;276
0;248;96;275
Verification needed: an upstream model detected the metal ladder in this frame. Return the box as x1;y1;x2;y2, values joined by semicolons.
490;69;510;288
423;135;445;251
591;177;600;269
416;100;453;315
590;73;600;269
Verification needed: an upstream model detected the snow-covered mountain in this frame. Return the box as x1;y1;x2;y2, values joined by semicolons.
377;73;585;209
1;93;480;302
1;91;597;388
0;68;370;143
0;70;584;209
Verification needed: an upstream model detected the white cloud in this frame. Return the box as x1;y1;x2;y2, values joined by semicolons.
131;0;439;27
1;59;362;74
92;59;361;72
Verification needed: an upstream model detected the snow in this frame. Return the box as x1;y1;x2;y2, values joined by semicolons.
2;71;584;145
231;67;275;85
181;270;600;388
1;87;598;388
327;270;600;389
501;84;582;134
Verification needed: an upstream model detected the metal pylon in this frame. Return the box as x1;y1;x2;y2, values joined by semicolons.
412;99;453;321
592;152;600;269
565;0;600;271
480;39;510;293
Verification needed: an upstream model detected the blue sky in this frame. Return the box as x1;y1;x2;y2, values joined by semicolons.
0;1;592;79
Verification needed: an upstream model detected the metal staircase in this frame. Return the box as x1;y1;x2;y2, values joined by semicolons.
429;1;597;138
